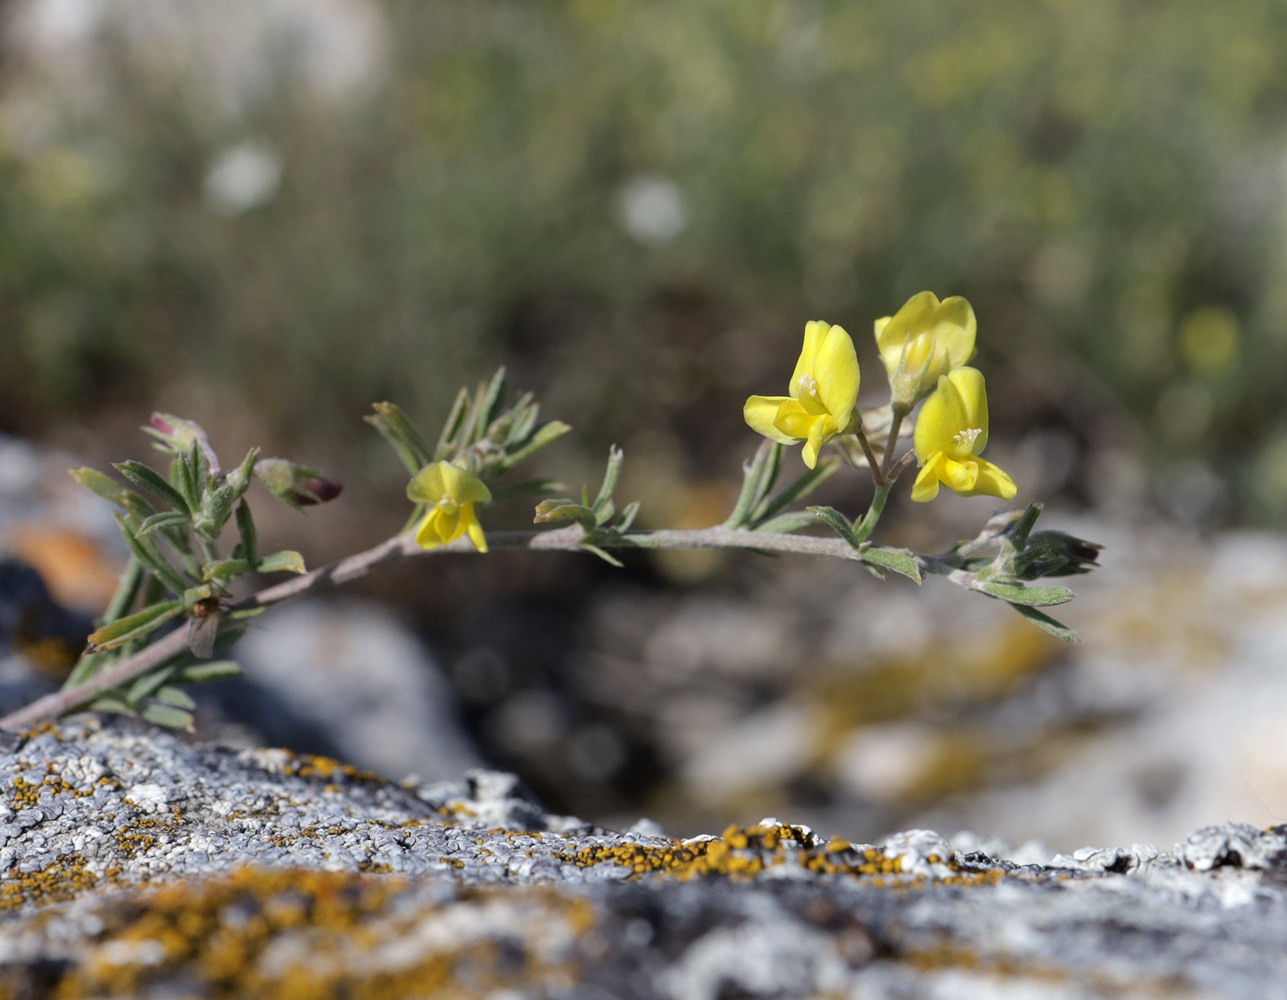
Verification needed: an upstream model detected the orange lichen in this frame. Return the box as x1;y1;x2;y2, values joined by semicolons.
554;823;958;881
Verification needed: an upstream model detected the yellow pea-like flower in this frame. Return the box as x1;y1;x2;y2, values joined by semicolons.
875;292;976;408
911;367;1016;503
744;321;860;468
407;461;492;552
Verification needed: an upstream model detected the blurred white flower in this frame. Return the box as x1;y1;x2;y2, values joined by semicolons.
204;139;283;215
615;175;688;247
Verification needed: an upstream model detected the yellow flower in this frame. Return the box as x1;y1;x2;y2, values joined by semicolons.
911;367;1016;503
875;292;976;408
744;321;860;468
407;461;492;552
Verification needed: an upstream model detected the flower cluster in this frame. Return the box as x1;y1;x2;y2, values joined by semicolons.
744;291;1016;504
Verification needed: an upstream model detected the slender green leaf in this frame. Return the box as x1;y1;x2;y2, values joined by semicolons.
174;660;243;683
982;582;1075;607
203;558;251;582
433;388;471;461
136;511;191;537
860;546;923;584
533;500;596;531
257;550;307;575
1008;603;1081;644
498;421;571;473
88;695;136;716
752;456;838;526
1007;503;1045;552
723;441;781;529
139;702;194;730
87;600;184;651
592;446;624;514
474;367;508;441
127;665;179;704
615;500;641;533
155;686;197;710
69;467;128;505
807;506;860;549
581;543;624;567
235;500;258;567
115;515;189;594
115;461;191;514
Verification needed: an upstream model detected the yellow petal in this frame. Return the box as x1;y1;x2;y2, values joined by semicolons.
407;462;447;503
941;457;980;494
911;453;945;502
812;324;860;423
773;399;818;440
929;296;977;377
790;321;832;398
943;367;989;453
414;509;445;549
745;396;798;444
959;458;1017;500
437;461;492;504
463;505;489;552
876;291;940;375
801;418;828;469
914;373;969;461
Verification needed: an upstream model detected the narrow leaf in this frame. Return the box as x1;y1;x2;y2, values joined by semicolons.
981;582;1075;607
499;421;571;473
860;546;923;584
203;558;251;582
581;543;624;567
752;456;838;527
138;702;194;730
474;367;508;441
257;550;307;575
115;461;191;514
155;686;197;710
807;506;860;549
136;511;191;537
433;388;471;461
86;600;184;651
533;500;597;531
592;446;624;514
753;511;820;534
1008;603;1081;644
235;500;258;567
69;467;128;505
174;660;243;683
127;665;179;704
115;515;189;594
723;441;781;529
615;500;641;533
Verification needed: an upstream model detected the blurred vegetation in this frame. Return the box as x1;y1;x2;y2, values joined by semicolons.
4;0;1287;529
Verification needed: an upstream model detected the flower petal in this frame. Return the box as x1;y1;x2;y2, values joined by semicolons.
437;462;492;504
463;506;489;552
790;321;832;398
812;325;860;422
941;457;979;494
407;463;447;503
943;367;989;453
414;509;445;549
773;399;818;440
745;396;798;443
801;418;828;469
930;296;977;376
911;453;945;502
960;458;1017;500
876;291;940;375
914;373;969;461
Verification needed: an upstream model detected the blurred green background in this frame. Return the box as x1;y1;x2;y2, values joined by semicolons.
5;0;1287;835
5;0;1287;532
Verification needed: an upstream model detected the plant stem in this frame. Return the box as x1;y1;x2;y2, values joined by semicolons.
880;406;907;480
0;525;873;731
853;481;891;543
853;424;884;485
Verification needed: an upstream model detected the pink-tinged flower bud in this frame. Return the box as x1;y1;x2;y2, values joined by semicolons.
290;477;343;506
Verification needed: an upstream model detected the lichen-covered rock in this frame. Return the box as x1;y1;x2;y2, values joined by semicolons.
2;719;1287;999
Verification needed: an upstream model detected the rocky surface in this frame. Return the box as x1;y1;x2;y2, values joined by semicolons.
0;720;1285;999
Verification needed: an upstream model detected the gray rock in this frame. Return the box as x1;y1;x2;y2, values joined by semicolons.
0;719;1286;998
